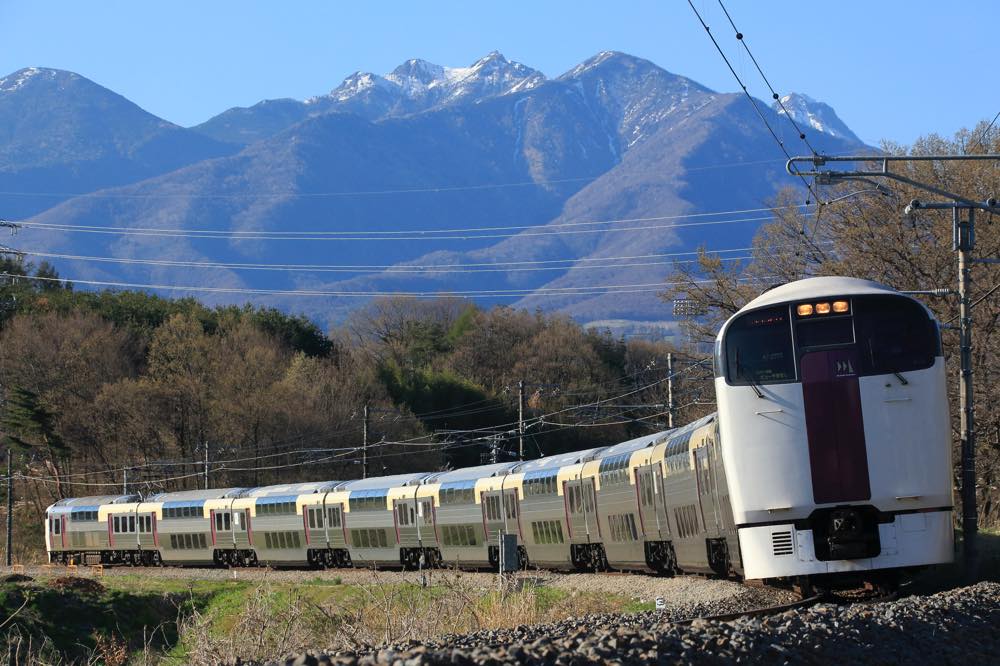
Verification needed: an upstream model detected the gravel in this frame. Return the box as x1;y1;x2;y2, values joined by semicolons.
262;582;1000;665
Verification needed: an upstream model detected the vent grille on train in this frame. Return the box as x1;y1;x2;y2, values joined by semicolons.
771;531;794;556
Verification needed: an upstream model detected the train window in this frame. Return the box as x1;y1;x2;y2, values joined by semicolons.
796;316;855;349
223;513;231;531
129;516;135;533
215;513;224;531
724;305;796;385
308;509;316;529
170;534;177;548
854;296;939;375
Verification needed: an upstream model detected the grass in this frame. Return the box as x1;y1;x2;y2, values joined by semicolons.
0;571;650;664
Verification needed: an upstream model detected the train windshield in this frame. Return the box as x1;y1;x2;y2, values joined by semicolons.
854;295;939;374
724;305;796;385
722;294;940;385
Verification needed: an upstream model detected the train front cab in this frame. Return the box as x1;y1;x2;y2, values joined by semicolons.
715;278;954;582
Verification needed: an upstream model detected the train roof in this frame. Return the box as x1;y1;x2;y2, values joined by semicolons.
595;430;670;459
738;277;896;314
340;472;432;492
513;446;608;474
48;494;139;511
146;488;245;502
240;481;343;498
424;462;518;484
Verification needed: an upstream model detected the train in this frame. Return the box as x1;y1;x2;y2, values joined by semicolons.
44;277;954;586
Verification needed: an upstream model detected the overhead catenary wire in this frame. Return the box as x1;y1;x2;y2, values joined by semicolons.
19;212;805;242
15;273;733;298
715;0;819;156
685;1;826;215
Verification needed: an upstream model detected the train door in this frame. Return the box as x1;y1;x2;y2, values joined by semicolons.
635;465;669;539
414;494;434;546
565;477;598;541
502;488;520;539
393;496;418;545
694;446;721;534
481;491;506;542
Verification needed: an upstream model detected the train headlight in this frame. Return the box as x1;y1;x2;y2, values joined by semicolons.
815;302;832;315
797;304;814;316
832;300;849;313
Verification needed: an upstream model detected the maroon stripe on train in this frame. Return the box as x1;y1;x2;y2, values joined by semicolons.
800;349;872;503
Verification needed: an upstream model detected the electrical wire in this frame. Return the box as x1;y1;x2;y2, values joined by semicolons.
715;0;819;156
15;273;724;298
18;249;758;274
20;204;809;237
20;213;791;242
686;1;825;213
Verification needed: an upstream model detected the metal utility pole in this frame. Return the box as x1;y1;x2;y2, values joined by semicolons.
122;467;128;495
517;379;525;461
667;353;676;429
788;152;1000;574
6;449;12;567
203;442;209;490
362;403;369;479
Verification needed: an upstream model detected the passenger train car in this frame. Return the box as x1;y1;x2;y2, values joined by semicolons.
45;277;953;586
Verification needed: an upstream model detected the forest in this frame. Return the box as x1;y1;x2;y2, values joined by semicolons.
0;260;702;554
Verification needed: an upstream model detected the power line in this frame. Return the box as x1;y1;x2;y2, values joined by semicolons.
20;204;809;237
715;0;819;156
19;249;757;275
15;273;723;298
686;0;824;211
20;212;795;242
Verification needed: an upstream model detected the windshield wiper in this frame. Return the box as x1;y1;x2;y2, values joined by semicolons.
735;348;764;398
893;372;909;385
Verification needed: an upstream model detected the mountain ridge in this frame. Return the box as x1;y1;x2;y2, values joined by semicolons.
3;53;870;334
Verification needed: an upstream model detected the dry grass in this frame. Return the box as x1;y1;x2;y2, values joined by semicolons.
171;568;632;664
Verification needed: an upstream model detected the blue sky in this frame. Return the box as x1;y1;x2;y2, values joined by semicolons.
2;1;996;146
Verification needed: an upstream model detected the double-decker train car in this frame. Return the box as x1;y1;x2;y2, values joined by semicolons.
45;277;953;587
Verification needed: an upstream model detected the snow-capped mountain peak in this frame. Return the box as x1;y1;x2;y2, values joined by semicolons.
0;67;75;93
325;52;546;109
773;92;860;142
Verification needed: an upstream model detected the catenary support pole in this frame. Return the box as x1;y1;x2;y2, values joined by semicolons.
957;206;978;571
362;403;369;480
667;353;675;429
6;449;12;567
203;442;209;490
518;379;525;461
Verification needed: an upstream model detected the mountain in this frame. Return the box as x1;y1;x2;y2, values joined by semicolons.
11;52;870;332
773;93;861;143
192;52;545;145
0;67;237;218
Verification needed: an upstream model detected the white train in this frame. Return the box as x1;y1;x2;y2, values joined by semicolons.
45;277;954;586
